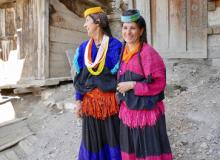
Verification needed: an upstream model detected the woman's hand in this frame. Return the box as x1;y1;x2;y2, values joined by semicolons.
117;81;136;95
74;100;82;118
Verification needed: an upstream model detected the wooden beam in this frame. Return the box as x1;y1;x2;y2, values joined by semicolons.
208;26;220;34
0;77;72;90
212;25;220;34
35;0;49;79
0;0;15;6
0;117;33;151
208;1;216;11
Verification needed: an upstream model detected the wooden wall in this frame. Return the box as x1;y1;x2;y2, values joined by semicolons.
49;0;87;78
16;0;37;80
15;0;49;80
134;0;208;58
0;5;16;61
208;0;220;26
208;0;220;59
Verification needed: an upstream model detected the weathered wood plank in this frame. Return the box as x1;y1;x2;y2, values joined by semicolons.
50;41;78;54
169;0;186;51
49;51;70;77
49;0;85;32
152;0;169;50
34;0;49;79
216;0;220;7
5;7;15;36
13;87;42;94
208;34;220;58
0;0;15;6
0;118;33;151
0;9;5;37
15;0;50;80
212;25;220;34
50;26;87;44
187;0;207;55
126;0;134;9
16;0;38;79
151;0;156;47
66;48;75;79
0;77;71;90
208;6;220;26
159;51;207;58
135;0;151;44
208;1;216;11
49;42;77;78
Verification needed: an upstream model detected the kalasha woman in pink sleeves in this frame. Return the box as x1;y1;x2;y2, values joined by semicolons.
116;9;173;160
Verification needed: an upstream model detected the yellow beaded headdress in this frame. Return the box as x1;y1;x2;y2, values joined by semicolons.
84;7;104;17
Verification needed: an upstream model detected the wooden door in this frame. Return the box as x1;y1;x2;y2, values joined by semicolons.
134;0;208;58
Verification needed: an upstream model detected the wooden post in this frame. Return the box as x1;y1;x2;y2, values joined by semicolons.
16;0;49;80
135;0;152;44
35;0;49;79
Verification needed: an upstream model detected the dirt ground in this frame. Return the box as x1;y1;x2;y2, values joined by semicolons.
1;59;220;160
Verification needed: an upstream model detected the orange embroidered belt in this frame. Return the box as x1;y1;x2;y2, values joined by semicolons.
82;88;119;120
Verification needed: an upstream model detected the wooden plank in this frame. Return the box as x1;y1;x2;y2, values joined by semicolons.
49;43;76;78
208;7;220;26
15;0;50;80
212;25;220;34
151;0;156;47
187;0;207;55
49;42;76;78
66;48;75;80
0;0;15;6
0;95;19;105
49;26;87;44
13;87;43;94
0;118;33;151
135;0;151;44
0;77;71;89
208;1;216;11
169;0;186;51
0;9;5;37
5;7;15;36
208;34;220;46
16;0;38;79
208;34;220;58
50;41;78;54
127;0;134;9
208;47;220;58
216;0;220;7
159;51;207;58
34;0;49;79
153;0;169;50
49;0;85;32
0;117;27;129
49;53;70;77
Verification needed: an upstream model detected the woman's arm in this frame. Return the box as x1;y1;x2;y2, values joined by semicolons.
134;46;166;96
134;69;166;96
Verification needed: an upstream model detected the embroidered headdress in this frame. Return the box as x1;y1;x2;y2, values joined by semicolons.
121;10;141;22
84;7;104;17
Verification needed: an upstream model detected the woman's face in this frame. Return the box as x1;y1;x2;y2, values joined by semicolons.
122;22;143;45
83;16;99;37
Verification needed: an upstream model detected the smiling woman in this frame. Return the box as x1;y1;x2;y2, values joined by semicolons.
117;9;173;160
72;6;122;160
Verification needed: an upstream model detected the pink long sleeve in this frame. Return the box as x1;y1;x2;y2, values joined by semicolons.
134;45;166;96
